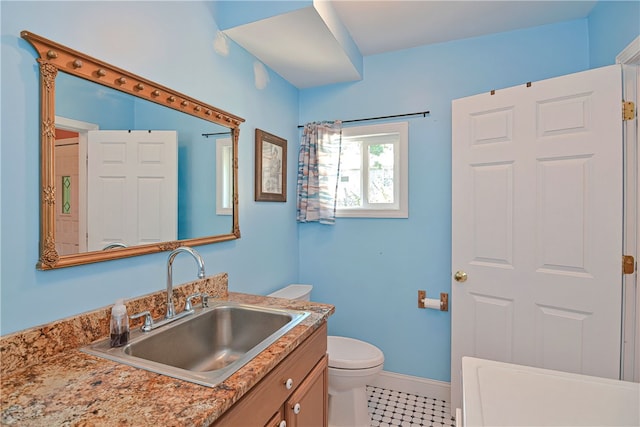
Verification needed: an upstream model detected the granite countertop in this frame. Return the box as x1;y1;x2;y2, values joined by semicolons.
0;275;334;426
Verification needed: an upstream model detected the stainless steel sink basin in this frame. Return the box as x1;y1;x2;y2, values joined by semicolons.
82;301;310;387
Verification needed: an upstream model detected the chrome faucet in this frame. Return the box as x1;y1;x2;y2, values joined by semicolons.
166;246;205;319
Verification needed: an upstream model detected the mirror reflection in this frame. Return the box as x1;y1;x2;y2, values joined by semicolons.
21;30;244;270
54;73;233;256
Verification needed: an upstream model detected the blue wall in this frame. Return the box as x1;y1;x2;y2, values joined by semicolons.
1;1;300;334
56;73;135;129
1;0;638;384
298;19;592;382
588;0;640;68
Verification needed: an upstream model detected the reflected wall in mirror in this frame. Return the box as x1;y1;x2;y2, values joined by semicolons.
21;30;245;270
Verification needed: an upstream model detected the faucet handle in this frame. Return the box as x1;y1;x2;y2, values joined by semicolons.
185;293;209;311
184;293;199;311
130;310;153;332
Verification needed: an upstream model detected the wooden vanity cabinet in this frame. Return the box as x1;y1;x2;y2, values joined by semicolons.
213;323;328;427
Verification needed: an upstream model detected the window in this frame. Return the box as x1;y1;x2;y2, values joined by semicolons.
336;122;408;218
216;138;233;215
62;176;71;214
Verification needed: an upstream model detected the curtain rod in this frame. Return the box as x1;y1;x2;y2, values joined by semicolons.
297;110;430;128
202;131;232;138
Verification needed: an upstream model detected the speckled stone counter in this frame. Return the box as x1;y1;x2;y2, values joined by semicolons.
0;274;334;426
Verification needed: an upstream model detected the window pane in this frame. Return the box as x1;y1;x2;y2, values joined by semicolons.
62;176;71;214
368;144;394;204
221;144;232;209
337;140;362;208
337;170;362;207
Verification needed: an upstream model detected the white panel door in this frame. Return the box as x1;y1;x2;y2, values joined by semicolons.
87;130;177;251
451;65;623;411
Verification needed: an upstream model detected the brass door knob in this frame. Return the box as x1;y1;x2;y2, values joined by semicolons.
454;271;467;282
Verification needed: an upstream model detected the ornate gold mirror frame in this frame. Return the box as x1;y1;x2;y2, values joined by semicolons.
21;30;244;270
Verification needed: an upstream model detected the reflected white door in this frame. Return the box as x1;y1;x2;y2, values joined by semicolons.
451;65;623;411
87;130;177;251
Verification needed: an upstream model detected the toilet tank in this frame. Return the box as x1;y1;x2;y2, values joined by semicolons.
268;284;312;301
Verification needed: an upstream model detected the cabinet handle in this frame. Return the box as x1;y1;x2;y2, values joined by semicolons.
293;403;301;414
285;378;294;390
278;421;286;427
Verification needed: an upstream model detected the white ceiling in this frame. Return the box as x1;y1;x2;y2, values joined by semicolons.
332;1;597;56
222;1;597;88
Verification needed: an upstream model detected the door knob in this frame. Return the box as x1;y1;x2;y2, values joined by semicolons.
454;271;467;282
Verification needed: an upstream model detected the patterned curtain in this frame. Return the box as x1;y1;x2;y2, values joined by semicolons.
296;121;342;224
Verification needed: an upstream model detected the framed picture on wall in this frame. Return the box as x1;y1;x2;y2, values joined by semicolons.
255;129;287;202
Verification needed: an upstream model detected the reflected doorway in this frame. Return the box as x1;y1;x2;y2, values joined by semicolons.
54;128;79;255
55;116;99;254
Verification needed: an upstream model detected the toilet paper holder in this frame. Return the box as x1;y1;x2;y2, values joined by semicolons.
418;290;448;311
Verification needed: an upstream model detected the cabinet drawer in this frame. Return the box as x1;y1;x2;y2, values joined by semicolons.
213;323;327;426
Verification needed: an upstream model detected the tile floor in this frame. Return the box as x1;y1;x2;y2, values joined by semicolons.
367;386;456;427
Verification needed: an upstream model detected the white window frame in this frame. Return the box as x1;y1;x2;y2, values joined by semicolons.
216;138;233;215
336;121;408;218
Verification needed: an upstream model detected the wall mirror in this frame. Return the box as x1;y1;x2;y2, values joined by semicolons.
21;31;244;270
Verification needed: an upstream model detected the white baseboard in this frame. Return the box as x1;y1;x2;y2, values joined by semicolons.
369;370;451;402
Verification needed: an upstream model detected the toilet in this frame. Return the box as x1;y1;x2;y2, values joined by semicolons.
268;284;384;427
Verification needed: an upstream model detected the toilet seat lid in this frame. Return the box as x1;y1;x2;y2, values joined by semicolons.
327;336;384;369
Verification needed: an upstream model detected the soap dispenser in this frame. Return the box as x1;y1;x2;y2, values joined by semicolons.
110;299;130;347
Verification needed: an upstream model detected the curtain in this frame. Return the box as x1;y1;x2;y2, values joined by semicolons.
296;121;342;224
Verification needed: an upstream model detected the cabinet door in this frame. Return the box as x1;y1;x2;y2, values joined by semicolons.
266;409;285;427
285;355;328;427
